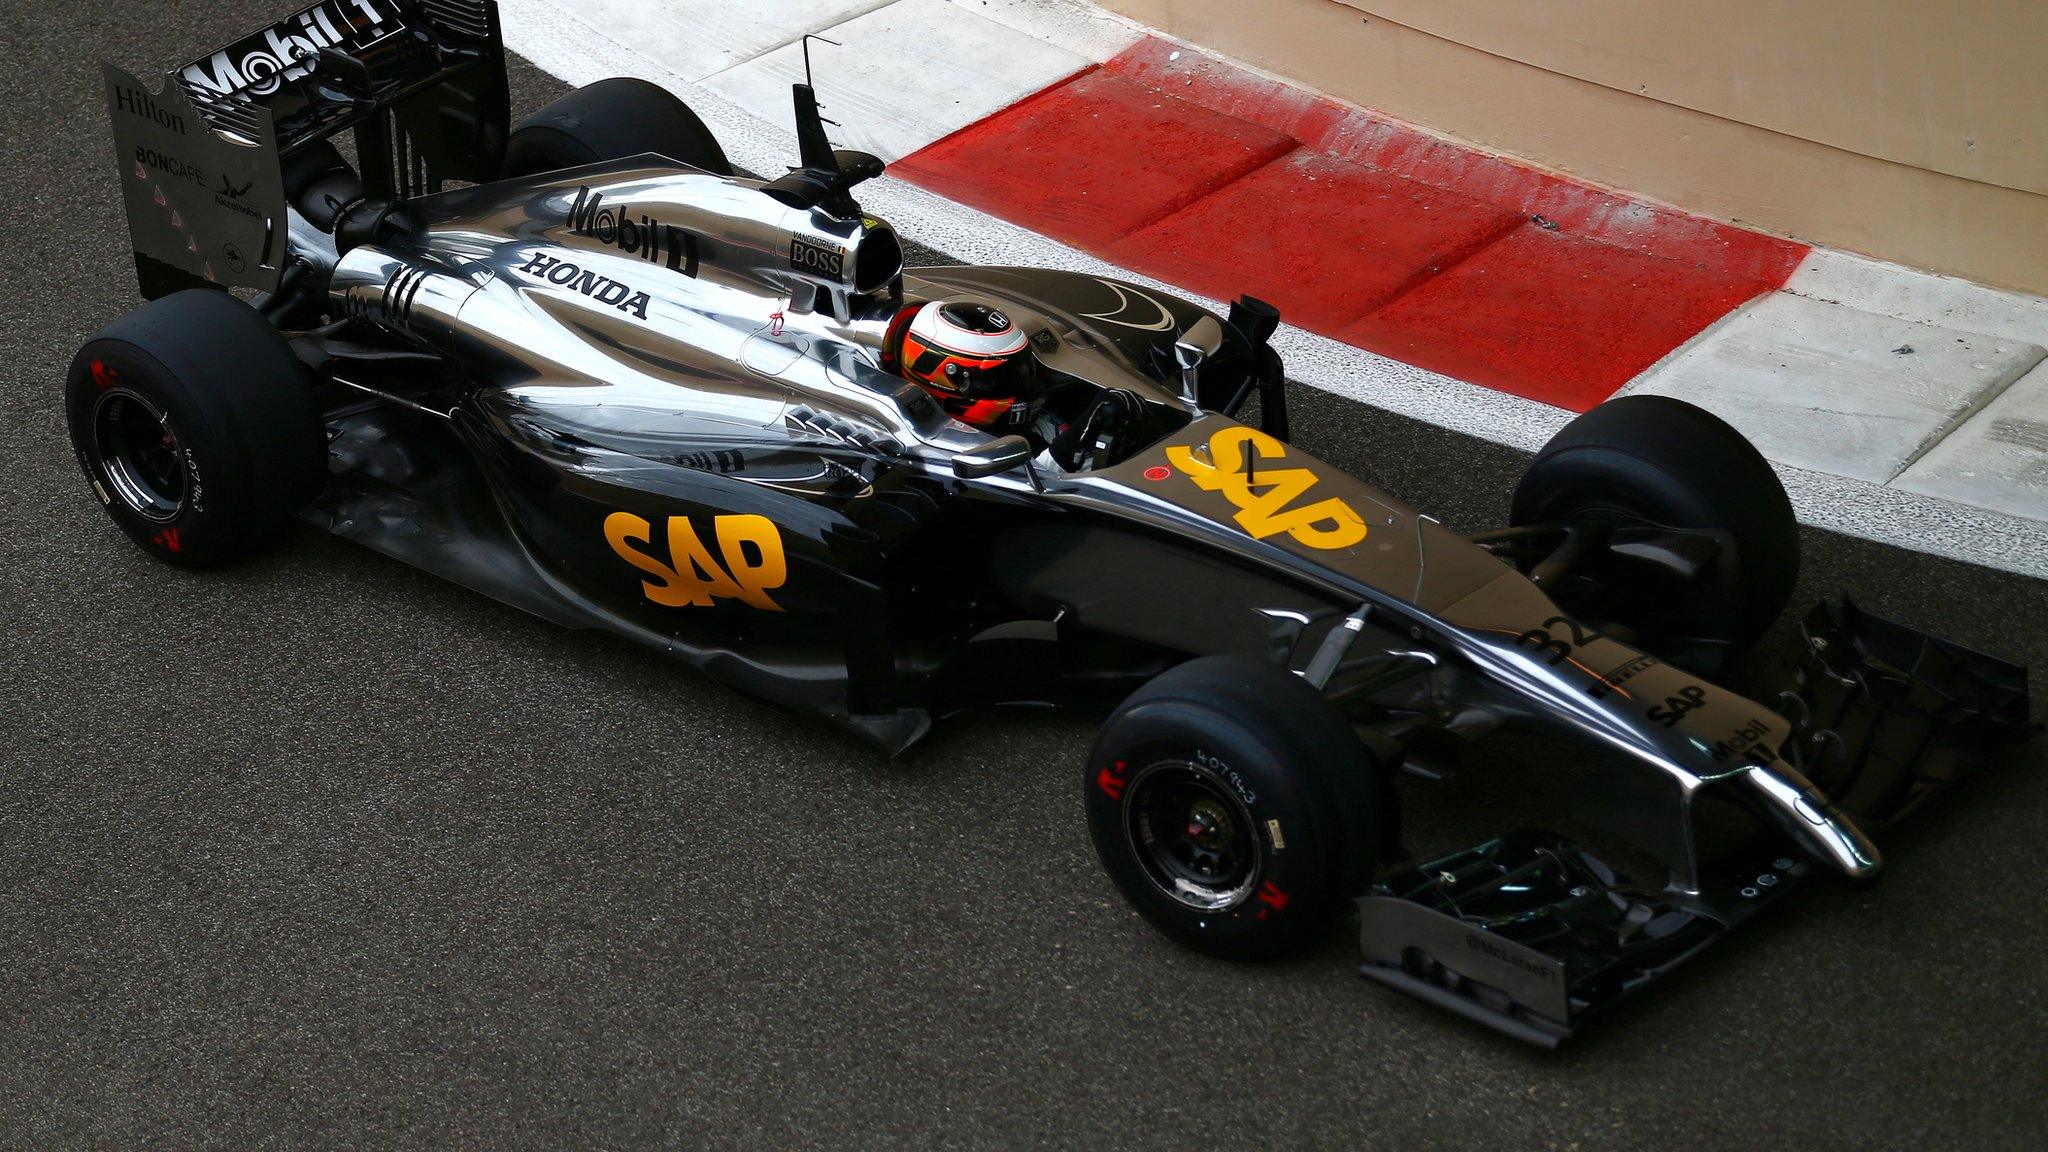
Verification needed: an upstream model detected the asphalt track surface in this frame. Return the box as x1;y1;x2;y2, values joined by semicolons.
3;5;2046;1148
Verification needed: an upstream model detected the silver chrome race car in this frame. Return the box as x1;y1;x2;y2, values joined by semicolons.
74;1;2031;1045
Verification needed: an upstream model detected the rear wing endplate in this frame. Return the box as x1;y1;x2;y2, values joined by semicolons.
104;63;292;299
102;0;508;299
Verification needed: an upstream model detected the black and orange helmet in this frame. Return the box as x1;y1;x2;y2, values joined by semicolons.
897;300;1043;429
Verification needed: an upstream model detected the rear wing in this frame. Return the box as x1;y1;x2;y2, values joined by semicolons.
103;0;508;300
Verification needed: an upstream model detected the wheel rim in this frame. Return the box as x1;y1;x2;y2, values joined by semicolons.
1124;761;1260;912
92;389;186;523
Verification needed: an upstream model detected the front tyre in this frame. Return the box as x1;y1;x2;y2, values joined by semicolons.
1510;395;1799;664
66;290;326;566
1085;656;1389;960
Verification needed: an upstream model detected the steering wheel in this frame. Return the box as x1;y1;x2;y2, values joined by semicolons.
1054;390;1141;472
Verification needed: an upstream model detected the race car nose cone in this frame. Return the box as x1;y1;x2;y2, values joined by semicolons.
1745;765;1883;880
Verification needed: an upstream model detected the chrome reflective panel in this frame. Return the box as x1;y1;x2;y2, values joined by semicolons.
329;158;971;461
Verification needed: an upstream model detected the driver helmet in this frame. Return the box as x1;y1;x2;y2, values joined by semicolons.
896;299;1043;429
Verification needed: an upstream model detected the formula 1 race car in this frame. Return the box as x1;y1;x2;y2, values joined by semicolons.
75;2;2032;1045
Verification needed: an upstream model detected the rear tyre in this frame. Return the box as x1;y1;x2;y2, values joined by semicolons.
1510;395;1799;660
66;290;326;567
1084;656;1389;960
503;78;733;179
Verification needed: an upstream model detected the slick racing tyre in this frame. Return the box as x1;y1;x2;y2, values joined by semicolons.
1085;656;1390;960
504;78;734;179
66;289;326;567
1510;395;1799;662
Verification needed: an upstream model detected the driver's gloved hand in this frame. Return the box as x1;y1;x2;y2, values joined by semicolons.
1052;390;1141;472
1050;415;1092;470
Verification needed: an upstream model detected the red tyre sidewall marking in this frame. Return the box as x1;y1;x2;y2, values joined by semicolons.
1253;880;1289;921
1096;759;1129;801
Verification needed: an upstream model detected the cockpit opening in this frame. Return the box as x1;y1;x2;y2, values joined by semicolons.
884;294;1194;473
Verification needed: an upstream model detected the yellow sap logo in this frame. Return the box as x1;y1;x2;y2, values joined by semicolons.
1165;427;1368;551
604;511;788;611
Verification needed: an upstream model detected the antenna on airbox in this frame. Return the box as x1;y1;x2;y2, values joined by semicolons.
794;34;843;174
801;34;838;100
763;34;884;219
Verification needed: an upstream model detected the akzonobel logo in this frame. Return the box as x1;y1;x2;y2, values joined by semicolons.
180;0;392;100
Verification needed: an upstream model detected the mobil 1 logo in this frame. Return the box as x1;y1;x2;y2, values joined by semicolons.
566;186;700;277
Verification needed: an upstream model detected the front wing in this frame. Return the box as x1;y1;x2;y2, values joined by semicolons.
1355;599;2031;1046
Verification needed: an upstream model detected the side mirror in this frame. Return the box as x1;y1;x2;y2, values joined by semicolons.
953;435;1036;480
1174;315;1225;405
